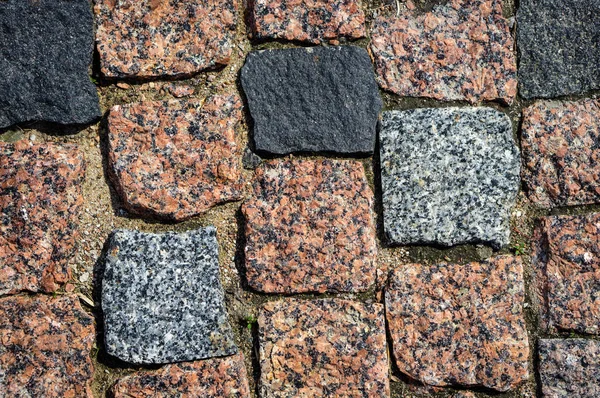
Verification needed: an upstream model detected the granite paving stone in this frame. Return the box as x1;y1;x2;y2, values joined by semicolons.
259;298;389;397
386;256;530;391
95;0;237;78
380;107;520;248
107;95;243;221
102;227;237;364
370;0;517;104
522;100;600;208
240;46;382;154
111;353;251;397
532;213;600;335
0;295;95;397
0;0;100;128
539;339;600;398
517;0;600;98
0;141;85;295
248;0;366;44
242;159;377;294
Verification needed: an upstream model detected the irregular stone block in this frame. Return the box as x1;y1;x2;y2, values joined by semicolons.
380;107;520;248
385;256;530;391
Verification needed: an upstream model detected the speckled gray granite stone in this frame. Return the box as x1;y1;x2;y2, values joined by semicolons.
380;108;520;248
102;227;237;364
517;0;600;98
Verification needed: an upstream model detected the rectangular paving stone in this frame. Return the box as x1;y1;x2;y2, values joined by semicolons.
0;141;85;295
259;298;389;397
102;227;237;364
240;46;382;154
517;0;600;98
0;295;95;398
532;213;600;335
107;95;243;221
370;0;517;104
522;100;600;208
539;339;600;398
385;256;530;391
380;107;520;248
242;159;377;294
94;0;237;78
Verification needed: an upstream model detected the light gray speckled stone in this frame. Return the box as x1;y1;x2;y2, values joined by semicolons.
380;108;520;248
102;227;237;364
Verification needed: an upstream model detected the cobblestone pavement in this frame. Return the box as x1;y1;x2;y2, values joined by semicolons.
1;0;599;397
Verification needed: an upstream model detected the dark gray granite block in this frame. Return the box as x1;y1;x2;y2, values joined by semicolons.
380;107;520;248
102;227;237;364
517;0;600;98
240;46;382;155
0;0;101;129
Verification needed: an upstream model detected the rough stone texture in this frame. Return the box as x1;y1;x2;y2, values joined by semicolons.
532;214;600;335
385;256;530;391
0;295;95;397
242;159;377;293
95;0;237;78
111;353;251;397
451;392;477;398
259;298;389;397
102;227;237;364
248;0;366;44
539;339;600;398
517;0;600;99
370;0;517;104
0;0;100;128
0;141;85;295
241;46;382;154
380;107;520;248
107;95;243;221
522;100;600;208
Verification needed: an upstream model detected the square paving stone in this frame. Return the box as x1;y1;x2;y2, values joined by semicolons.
240;46;382;155
259;298;389;397
0;141;85;295
532;213;600;335
0;0;100;128
107;95;243;221
248;0;366;44
539;339;600;398
102;227;237;364
386;256;530;391
242;159;377;294
0;295;95;398
517;0;600;98
380;107;520;248
370;0;517;104
111;352;250;397
522;100;600;208
94;0;237;78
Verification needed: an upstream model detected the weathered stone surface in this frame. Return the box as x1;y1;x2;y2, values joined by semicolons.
370;0;517;104
248;0;366;44
533;214;600;335
241;46;382;154
259;298;389;397
385;256;530;391
0;0;100;128
95;0;237;78
111;353;251;397
380;107;520;248
451;392;477;398
102;227;237;364
242;159;377;293
0;295;95;397
107;95;243;221
522;100;600;208
0;141;85;295
539;339;600;398
517;0;600;98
